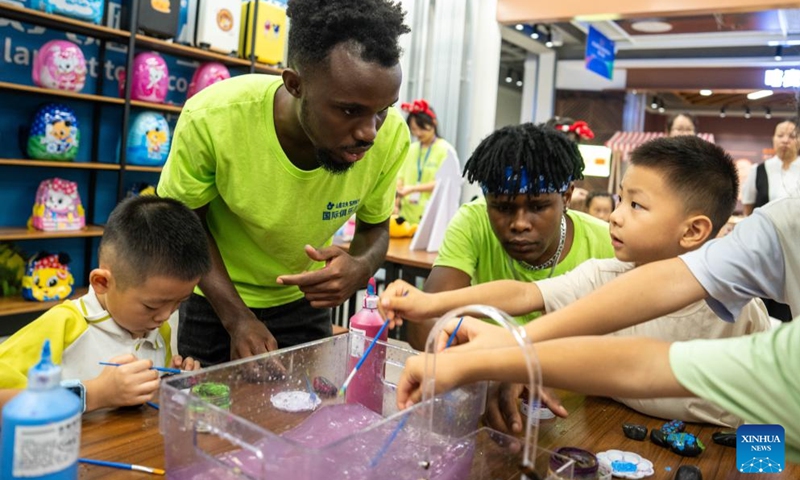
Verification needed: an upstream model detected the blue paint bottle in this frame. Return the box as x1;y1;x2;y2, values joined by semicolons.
1;340;81;479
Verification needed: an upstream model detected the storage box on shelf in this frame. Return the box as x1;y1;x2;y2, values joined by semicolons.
0;0;282;327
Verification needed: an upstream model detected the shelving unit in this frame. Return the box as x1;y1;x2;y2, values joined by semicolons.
0;0;284;329
0;287;89;316
0;226;104;241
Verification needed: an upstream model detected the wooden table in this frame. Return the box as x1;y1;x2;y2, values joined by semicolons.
78;392;799;479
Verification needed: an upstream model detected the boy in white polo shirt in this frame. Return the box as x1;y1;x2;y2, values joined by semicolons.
0;196;210;412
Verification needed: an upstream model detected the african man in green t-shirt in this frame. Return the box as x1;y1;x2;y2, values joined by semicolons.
157;0;411;366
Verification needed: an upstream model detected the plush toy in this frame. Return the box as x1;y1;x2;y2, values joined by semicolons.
119;52;169;103
32;40;87;92
186;62;230;100
21;252;74;302
26;103;80;161
33;0;105;24
30;178;86;231
126;111;171;166
0;243;26;297
389;215;417;238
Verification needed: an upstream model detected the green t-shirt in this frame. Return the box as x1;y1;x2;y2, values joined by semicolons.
434;198;615;323
397;138;458;224
670;321;800;462
158;75;409;308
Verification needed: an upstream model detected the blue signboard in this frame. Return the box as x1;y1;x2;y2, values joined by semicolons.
585;25;615;80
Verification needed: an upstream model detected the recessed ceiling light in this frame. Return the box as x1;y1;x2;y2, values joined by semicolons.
515;24;524;31
699;89;713;96
630;20;673;33
747;90;773;100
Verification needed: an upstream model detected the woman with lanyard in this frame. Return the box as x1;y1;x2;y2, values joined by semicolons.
396;99;459;224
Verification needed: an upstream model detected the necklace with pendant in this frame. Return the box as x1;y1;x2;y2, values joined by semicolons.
511;215;567;279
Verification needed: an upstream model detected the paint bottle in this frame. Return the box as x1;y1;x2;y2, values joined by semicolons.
346;278;388;414
1;340;81;479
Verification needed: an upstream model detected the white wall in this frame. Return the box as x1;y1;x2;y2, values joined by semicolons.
495;85;523;129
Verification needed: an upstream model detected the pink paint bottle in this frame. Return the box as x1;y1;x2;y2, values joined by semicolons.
346;278;387;414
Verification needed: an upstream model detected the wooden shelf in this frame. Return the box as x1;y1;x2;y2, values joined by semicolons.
134;34;283;75
0;81;125;106
0;3;130;41
0;159;120;170
0;287;89;316
0;225;104;241
125;165;162;173
130;99;183;113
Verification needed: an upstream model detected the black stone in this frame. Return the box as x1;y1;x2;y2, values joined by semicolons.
651;428;669;448
712;431;737;448
661;419;686;435
667;432;705;457
674;465;703;480
622;423;648;441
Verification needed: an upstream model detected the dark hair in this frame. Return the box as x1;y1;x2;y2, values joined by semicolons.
99;196;211;287
463;123;584;195
629;136;738;237
286;0;409;71
666;112;697;133
586;191;616;210
544;116;575;130
407;111;438;137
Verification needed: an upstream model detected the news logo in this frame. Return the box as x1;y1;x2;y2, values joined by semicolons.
737;424;784;473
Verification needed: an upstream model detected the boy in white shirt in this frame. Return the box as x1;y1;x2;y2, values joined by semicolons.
0;196;211;412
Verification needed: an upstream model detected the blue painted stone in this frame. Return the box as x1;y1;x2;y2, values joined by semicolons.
667;432;705;457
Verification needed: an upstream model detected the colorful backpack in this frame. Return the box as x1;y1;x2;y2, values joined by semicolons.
32;40;87;92
118;52;169;103
186;62;230;100
26;103;80;161
126;111;171;166
0;243;26;297
30;178;86;231
21;252;74;302
33;0;105;24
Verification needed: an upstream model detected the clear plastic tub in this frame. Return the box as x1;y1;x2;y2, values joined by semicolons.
160;306;574;479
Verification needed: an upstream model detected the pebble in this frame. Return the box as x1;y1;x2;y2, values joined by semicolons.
712;431;736;448
674;464;703;480
622;423;648;441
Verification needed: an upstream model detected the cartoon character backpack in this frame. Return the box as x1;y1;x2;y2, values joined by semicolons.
33;0;104;24
26;103;80;161
126;111;171;166
30;178;86;231
0;243;26;297
21;252;74;302
118;52;169;103
186;62;230;99
32;40;87;92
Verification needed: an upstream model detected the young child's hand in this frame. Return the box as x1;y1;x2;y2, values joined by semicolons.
91;354;159;409
170;355;201;371
436;317;513;352
396;351;472;410
379;279;433;328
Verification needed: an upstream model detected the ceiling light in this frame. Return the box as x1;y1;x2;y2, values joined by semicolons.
775;45;783;62
515;24;524;31
699;89;713;96
720;107;726;118
544;29;554;48
747;90;774;100
516;78;523;87
658;106;665;113
530;23;540;39
650;96;659;109
630;20;673;33
765;107;772;119
505;69;513;83
744;106;751;119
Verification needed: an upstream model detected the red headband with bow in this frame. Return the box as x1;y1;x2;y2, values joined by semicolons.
400;99;436;119
558;120;594;140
